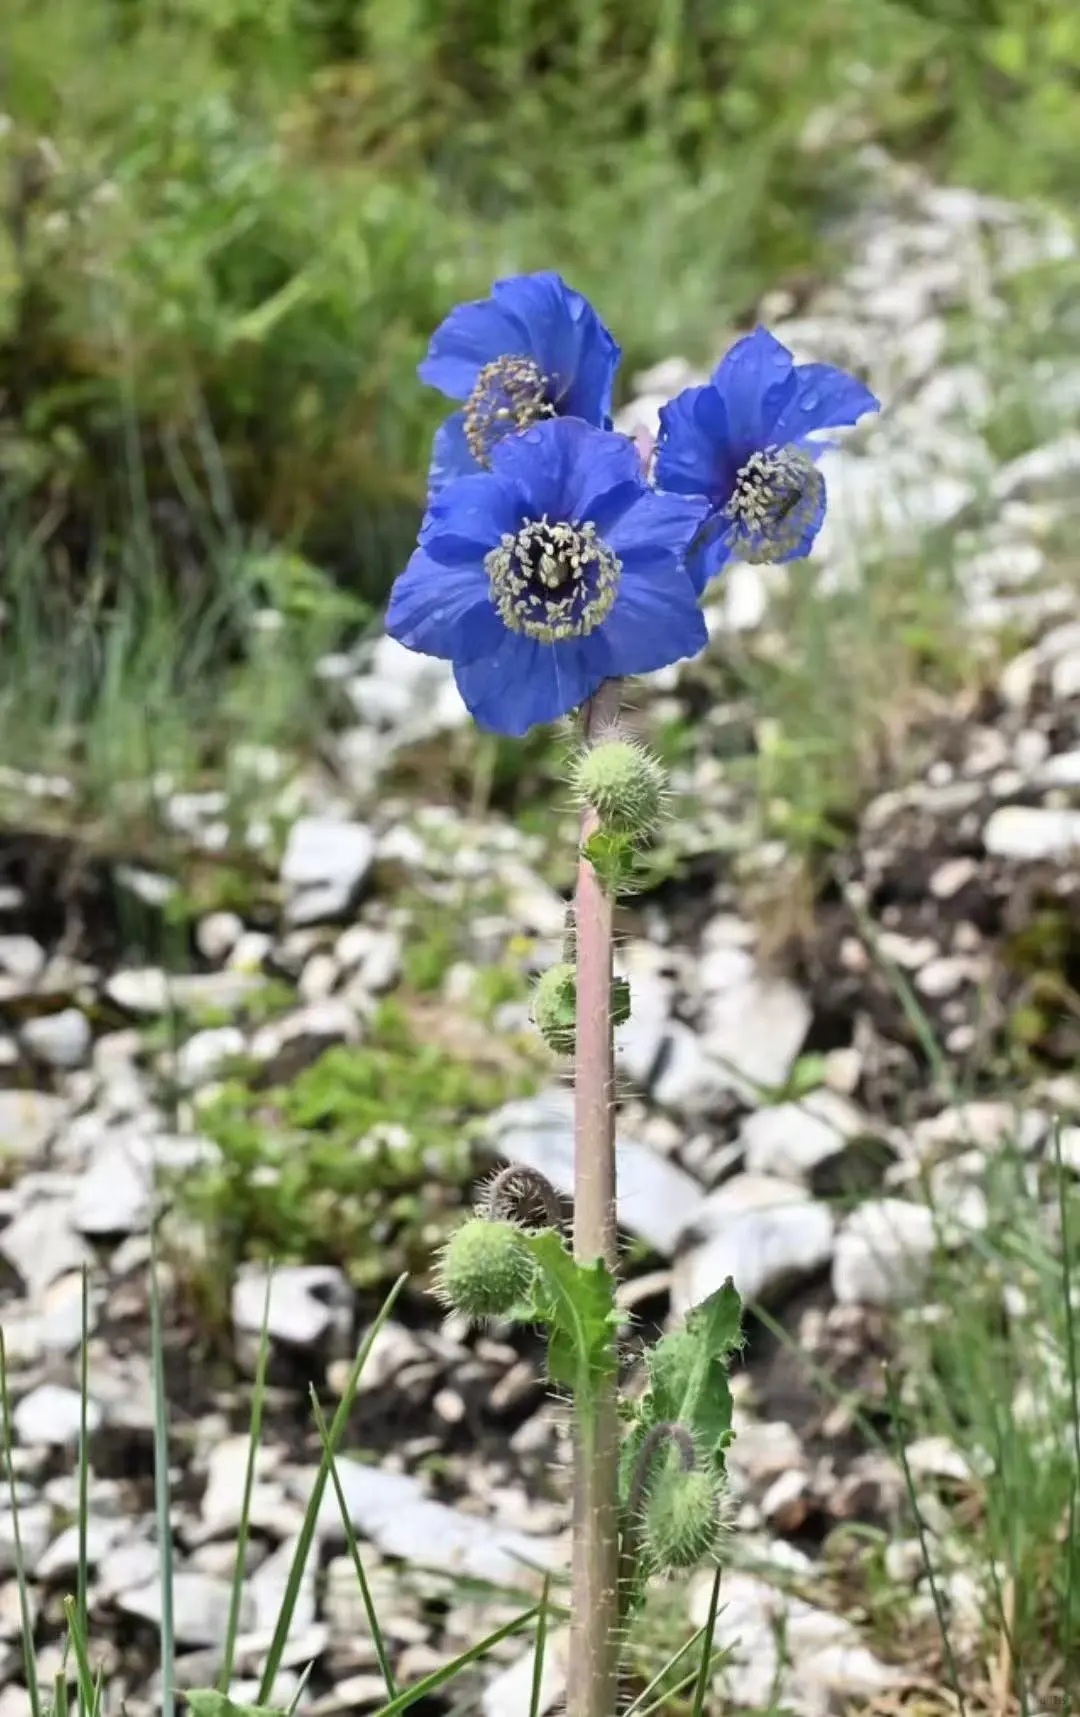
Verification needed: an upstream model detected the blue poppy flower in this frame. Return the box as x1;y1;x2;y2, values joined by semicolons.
419;271;621;498
386;417;709;736
654;326;880;591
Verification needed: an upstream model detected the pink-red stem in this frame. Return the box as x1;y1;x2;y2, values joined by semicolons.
567;676;623;1717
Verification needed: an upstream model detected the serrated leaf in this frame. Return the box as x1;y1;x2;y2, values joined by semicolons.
582;829;639;895
643;1279;743;1469
186;1693;286;1717
522;1231;621;1430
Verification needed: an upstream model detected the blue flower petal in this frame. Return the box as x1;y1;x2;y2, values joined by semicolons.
599;562;708;677
426;412;481;500
605;487;710;569
419;299;529;400
489;419;642;534
709;326;795;448
687;522;733;591
655;385;731;504
491;272;620;422
420;471;523;565
386;547;502;664
454;631;608;735
767;364;880;444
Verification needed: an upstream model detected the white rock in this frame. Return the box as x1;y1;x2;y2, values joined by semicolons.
673;1175;834;1314
118;1572;251;1646
175;1026;246;1088
1052;650;1080;701
0;1090;66;1162
304;1460;558;1588
36;1517;129;1581
13;1383;102;1446
232;1263;354;1353
1036;749;1080;787
19;1008;92;1069
833;1199;936;1306
984;805;1080;861
72;1141;152;1236
0;936;46;982
481;1629;569;1717
910;1100;1048;1162
0;1197;91;1294
106;968;174;1013
335;925;402;996
740;1090;869;1182
489;1089;702;1256
280;817;376;925
998;649;1038;708
699;967;811;1102
298;952;339;1004
196;912;244;963
0;1504;53;1574
652;1021;733;1116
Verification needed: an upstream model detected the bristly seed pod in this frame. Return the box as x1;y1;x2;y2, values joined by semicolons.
531;961;630;1056
572;736;667;839
644;1464;723;1572
531;961;577;1054
434;1216;534;1321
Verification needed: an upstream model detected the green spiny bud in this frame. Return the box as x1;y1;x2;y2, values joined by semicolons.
531;961;577;1054
531;963;631;1057
434;1217;534;1320
644;1465;723;1572
572;737;667;838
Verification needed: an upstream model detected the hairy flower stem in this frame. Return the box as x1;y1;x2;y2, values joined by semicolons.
568;676;623;1717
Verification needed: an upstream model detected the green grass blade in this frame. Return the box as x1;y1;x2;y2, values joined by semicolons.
1;1330;42;1717
689;1564;723;1717
77;1265;91;1717
527;1574;551;1717
309;1390;398;1701
370;1600;540;1717
219;1265;275;1694
256;1273;408;1705
63;1595;99;1716
623;1612;720;1717
149;1220;176;1717
885;1363;967;1717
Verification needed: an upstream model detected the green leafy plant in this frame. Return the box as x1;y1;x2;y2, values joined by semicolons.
178;1001;535;1293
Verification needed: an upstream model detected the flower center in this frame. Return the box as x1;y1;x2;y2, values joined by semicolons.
722;444;825;564
484;517;621;642
463;355;555;465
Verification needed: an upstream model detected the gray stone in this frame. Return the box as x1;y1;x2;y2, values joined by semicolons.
232;1263;354;1354
72;1141;152;1236
301;1459;558;1588
0;1197;91;1295
833;1198;937;1306
1052;650;1080;701
698;966;811;1103
652;1022;733;1116
983;805;1080;861
19;1008;92;1069
488;1089;702;1256
13;1383;102;1447
36;1518;129;1581
673;1175;835;1314
481;1629;570;1717
0;1505;53;1575
0;936;46;983
196;911;244;963
0;1091;66;1164
613;946;673;1089
175;1026;246;1088
118;1571;252;1647
281;817;376;925
740;1091;870;1184
335;925;402;994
